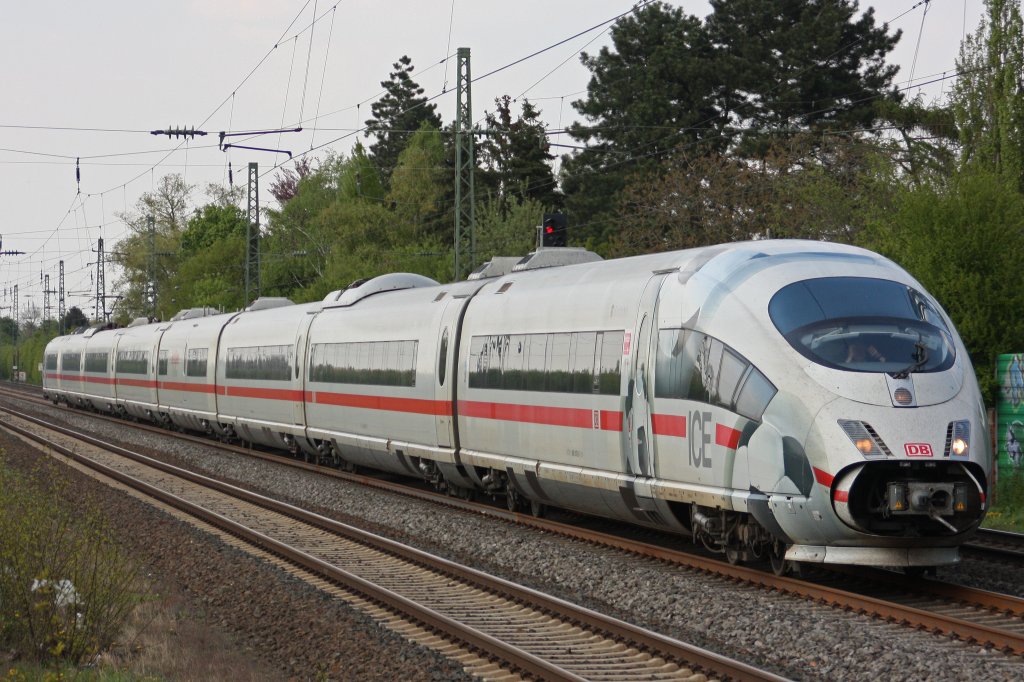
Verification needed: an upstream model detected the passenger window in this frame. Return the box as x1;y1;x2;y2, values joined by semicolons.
571;332;597;394
734;369;777;421
597;331;624;395
655;327;776;421
687;335;722;404
717;348;748;407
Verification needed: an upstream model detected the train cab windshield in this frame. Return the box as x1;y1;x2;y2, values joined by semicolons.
768;277;955;374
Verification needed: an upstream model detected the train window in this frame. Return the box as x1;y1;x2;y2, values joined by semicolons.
225;345;293;381
656;327;776;420
547;334;572;391
186;348;208;377
438;329;449;386
571;332;597;394
525;334;547;391
734;369;777;421
158;351;169;376
45;354;58;371
655;329;693;400
503;335;526;391
61;353;81;372
308;340;417;387
769;277;956;374
596;331;623;395
84;352;109;373
468;330;624;395
717;348;747;407
689;335;723;404
116;350;149;375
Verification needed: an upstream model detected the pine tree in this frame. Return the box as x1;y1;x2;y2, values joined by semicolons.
478;96;560;216
561;2;722;244
707;0;901;155
364;56;442;188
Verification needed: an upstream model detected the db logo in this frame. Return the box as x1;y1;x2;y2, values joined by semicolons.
905;443;933;457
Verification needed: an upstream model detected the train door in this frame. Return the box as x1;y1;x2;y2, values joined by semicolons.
293;311;317;426
434;298;465;450
627;274;667;478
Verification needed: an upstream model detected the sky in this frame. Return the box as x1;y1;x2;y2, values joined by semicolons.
0;0;985;322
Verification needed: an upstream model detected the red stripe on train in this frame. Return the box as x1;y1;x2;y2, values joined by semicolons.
313;391;451;416
715;423;741;449
813;467;834;488
159;381;218;394
458;400;623;431
222;386;305;401
652;414;686;437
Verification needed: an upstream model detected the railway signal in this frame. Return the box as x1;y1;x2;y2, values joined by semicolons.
541;213;568;248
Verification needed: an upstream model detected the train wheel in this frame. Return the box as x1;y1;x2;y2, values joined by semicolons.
725;546;742;565
769;543;788;576
506;488;520;512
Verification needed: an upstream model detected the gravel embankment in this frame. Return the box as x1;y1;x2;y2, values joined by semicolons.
6;397;1024;681
0;419;474;681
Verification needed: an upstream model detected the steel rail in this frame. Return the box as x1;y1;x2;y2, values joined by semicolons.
6;389;1024;654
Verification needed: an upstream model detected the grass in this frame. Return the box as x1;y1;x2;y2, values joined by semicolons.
983;470;1024;531
0;458;146;668
0;449;283;681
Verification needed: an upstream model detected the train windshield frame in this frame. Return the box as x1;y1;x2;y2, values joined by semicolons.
768;276;956;374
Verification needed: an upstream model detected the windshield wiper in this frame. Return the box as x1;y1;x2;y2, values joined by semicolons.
891;337;928;379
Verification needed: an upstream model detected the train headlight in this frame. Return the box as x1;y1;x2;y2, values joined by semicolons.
854;438;874;455
839;420;888;458
946;420;970;458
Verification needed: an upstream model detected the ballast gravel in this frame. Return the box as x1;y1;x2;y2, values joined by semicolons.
9;398;1024;681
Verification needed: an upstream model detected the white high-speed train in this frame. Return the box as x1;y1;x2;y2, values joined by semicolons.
42;240;991;571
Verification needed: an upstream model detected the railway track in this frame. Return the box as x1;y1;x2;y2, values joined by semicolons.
963;528;1024;563
4;385;1024;661
0;403;783;682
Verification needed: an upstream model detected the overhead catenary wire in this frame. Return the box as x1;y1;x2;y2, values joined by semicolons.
0;0;960;310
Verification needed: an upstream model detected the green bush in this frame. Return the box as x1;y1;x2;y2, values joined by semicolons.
985;472;1024;531
0;454;146;664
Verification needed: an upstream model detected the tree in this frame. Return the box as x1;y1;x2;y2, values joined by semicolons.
169;202;249;312
63;307;88;333
474;196;547;263
268;157;314;205
606;135;896;257
561;2;723;242
262;149;387;299
110;174;194;320
478;96;560;215
952;0;1024;189
707;0;902;155
387;123;451;245
364;56;443;188
859;167;1024;402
